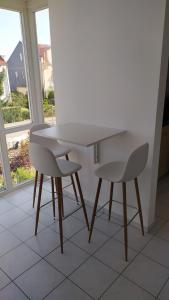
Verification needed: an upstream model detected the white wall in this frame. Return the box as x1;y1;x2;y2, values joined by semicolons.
48;0;168;229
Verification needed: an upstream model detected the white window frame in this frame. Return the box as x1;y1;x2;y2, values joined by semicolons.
27;2;56;125
0;1;45;194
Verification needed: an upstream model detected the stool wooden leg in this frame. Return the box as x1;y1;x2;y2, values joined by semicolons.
122;182;128;261
75;172;89;230
55;177;64;217
55;177;64;253
134;177;144;236
33;170;38;208
35;174;43;235
108;182;114;221
65;154;79;203
51;177;55;218
89;178;102;242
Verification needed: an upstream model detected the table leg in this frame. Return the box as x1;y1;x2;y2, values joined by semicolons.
94;143;100;163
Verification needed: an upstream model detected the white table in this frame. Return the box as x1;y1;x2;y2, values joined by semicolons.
33;123;126;163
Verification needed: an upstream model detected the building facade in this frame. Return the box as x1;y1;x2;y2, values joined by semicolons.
0;55;11;101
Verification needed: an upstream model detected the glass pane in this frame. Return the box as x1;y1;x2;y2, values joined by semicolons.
35;9;56;124
0;9;32;128
6;130;34;186
0;147;5;191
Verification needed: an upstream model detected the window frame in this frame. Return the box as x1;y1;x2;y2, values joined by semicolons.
0;1;46;194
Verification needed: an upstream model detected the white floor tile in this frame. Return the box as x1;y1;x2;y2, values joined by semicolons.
158;279;169;300
0;224;5;233
124;254;169;296
0;269;11;290
72;205;94;223
71;227;109;254
19;201;36;216
101;210;124;226
0;231;22;256
46;240;89;276
9;216;45;242
4;190;32;206
26;227;64;257
94;238;137;272
38;211;55;227
93;216;121;237
15;260;65;300
0;208;29;229
0;199;15;216
0;244;41;279
157;220;169;242
23;184;34;194
50;216;85;239
101;276;155;300
70;256;118;299
142;236;169;267
45;279;91;300
0;283;28;300
149;216;166;235
155;201;169;220
114;225;152;251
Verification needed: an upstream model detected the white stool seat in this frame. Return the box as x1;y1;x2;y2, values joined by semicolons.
57;159;81;176
95;161;125;182
49;143;71;157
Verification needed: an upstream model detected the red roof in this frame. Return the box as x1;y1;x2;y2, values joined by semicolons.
38;44;50;58
0;55;6;66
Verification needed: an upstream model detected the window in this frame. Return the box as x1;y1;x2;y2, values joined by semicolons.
0;9;32;129
35;9;56;124
0;148;5;191
0;8;36;192
0;5;55;194
6;130;34;186
20;52;23;61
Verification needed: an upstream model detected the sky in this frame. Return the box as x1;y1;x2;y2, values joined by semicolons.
0;8;51;61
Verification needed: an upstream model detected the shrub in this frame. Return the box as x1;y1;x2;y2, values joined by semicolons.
1;106;30;123
47;90;55;104
0;175;5;190
1;106;22;123
11;91;29;108
43;104;54;117
0;91;29;109
9;138;31;172
11;167;34;184
21;108;30;120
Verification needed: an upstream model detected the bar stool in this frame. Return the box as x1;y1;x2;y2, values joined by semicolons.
30;124;79;209
29;142;89;253
89;143;149;261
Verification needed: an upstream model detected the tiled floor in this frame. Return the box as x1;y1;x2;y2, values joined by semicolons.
0;176;169;299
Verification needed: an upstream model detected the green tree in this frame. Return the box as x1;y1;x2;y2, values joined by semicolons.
0;69;5;97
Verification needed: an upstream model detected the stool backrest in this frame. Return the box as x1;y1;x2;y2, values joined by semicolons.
29;142;63;177
30;123;59;149
122;143;149;182
30;123;51;143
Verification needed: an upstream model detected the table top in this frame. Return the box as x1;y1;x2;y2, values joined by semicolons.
33;123;126;147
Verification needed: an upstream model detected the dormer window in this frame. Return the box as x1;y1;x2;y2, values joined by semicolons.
20;52;23;61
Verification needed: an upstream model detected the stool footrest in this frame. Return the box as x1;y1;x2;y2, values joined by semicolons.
126;211;139;227
62;204;82;220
